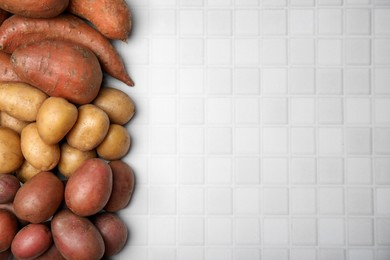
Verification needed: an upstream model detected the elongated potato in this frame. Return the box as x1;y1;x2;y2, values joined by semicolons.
96;124;131;160
0;127;23;175
51;209;105;260
0;111;28;134
0;0;69;18
68;0;131;41
58;142;96;178
12;41;102;105
66;104;110;152
0;14;134;86
36;97;78;144
15;160;41;183
0;82;48;122
0;51;21;82
13;171;64;224
21;123;60;171
93;87;135;125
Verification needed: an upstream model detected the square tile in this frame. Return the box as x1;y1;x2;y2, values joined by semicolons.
262;249;289;260
207;68;232;95
234;127;260;154
262;157;289;184
318;127;344;154
234;68;260;94
179;187;204;214
262;68;288;94
291;127;316;154
290;98;316;124
291;158;316;184
318;9;343;35
346;157;372;184
150;157;177;184
234;10;259;35
262;127;289;154
344;68;371;94
291;188;316;215
179;98;204;125
376;218;390;245
375;158;390;184
318;98;343;124
207;157;232;184
317;68;343;95
262;0;287;5
179;157;204;184
262;188;289;214
375;9;390;34
235;38;259;65
263;218;289;245
235;0;259;5
150;9;176;35
345;98;371;124
179;127;204;154
206;248;232;260
149;187;176;214
179;0;204;5
318;218;345;245
180;38;204;65
291;218;317;245
126;217;148;245
348;249;374;260
346;8;371;35
348;218;374;245
261;39;287;65
234;98;260;124
151;68;177;95
180;68;204;95
345;127;372;154
151;38;177;65
178;247;204;260
235;218;261;244
234;249;260;260
179;10;204;35
318;157;344;184
207;10;232;35
319;187;344;214
376;188;390;215
318;39;343;65
374;39;390;65
206;127;232;154
374;98;390;124
150;127;177;154
207;98;232;124
234;157;260;184
345;39;371;65
289;9;315;35
261;98;288;124
319;249;345;260
374;128;390;154
347;188;373;215
346;0;371;4
150;217;176;245
235;188;260;214
207;39;232;65
150;97;176;125
290;0;315;5
291;249;317;260
318;0;342;4
261;10;287;35
289;38;315;65
206;187;232;214
179;217;204;245
289;68;315;94
206;218;232;244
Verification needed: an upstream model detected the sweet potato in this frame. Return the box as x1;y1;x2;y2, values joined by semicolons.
68;0;132;41
11;40;102;105
0;0;68;18
0;51;21;82
0;14;134;86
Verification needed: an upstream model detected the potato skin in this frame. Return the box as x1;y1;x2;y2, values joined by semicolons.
11;223;52;260
0;127;23;174
65;158;112;217
36;97;78;145
0;82;48;122
0;51;21;82
51;209;104;260
93;87;135;125
104;160;135;212
0;249;12;260
58;142;96;178
92;212;128;257
97;124;131;160
34;244;65;260
0;111;28;134
0;209;18;252
13;171;64;224
15;160;41;183
0;0;69;18
0;174;20;204
11;40;102;105
66;104;110;152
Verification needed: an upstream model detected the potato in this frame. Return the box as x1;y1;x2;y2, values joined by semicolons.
21;123;60;171
93;87;135;125
35;244;65;260
65;158;112;217
0;127;23;174
0;111;28;134
51;209;104;260
15;160;41;183
11;223;52;260
104;160;135;212
13;171;64;223
92;212;128;257
0;174;20;204
0;209;18;252
58;142;96;178
36;97;78;145
12;40;103;105
96;124;131;160
0;82;48;122
0;0;69;18
66;104;110;152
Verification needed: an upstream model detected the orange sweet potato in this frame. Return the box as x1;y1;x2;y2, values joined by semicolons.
68;0;132;41
0;14;134;86
0;51;21;82
11;40;102;105
0;0;68;18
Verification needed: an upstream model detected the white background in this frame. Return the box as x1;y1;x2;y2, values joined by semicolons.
110;0;390;259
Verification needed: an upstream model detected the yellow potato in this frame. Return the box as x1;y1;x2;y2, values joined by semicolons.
0;82;48;122
0;127;23;174
36;97;78;145
21;123;60;171
97;124;131;160
15;160;41;183
93;87;135;125
66;104;110;151
0;111;28;134
58;142;97;178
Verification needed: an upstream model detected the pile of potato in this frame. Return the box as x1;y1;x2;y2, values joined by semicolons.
0;0;136;259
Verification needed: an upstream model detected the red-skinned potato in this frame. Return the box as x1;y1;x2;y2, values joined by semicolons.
51;209;104;260
11;223;52;260
13;171;64;223
0;209;18;252
0;174;21;204
65;158;112;217
0;249;12;260
92;212;128;257
34;244;65;260
104;160;135;212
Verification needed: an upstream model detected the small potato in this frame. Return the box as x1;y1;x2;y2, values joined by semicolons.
11;223;52;260
66;104;110;151
0;127;24;174
105;160;135;212
13;171;64;224
93;87;135;125
35;244;65;260
21;123;60;171
51;209;105;260
58;142;96;178
65;158;112;217
15;160;41;183
0;174;21;204
0;209;18;252
36;97;78;145
92;212;128;257
96;124;131;160
0;111;28;134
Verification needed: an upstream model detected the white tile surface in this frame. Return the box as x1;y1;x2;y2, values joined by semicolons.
115;0;390;259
